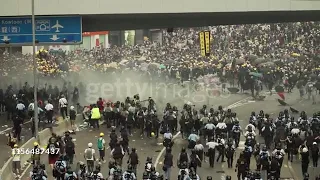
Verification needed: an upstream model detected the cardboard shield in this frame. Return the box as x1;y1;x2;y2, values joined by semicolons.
278;99;287;106
290;107;299;114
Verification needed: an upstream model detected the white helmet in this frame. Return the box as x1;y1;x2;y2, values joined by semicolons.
302;147;308;153
88;143;93;148
70;106;75;110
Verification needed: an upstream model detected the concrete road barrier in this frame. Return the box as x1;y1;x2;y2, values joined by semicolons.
0;118;70;180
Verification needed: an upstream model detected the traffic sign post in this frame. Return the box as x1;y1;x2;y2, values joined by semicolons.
31;0;39;143
0;16;82;45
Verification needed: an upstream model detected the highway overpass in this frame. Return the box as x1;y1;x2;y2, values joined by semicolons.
0;0;320;30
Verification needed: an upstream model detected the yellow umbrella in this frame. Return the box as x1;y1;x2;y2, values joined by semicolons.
291;53;300;57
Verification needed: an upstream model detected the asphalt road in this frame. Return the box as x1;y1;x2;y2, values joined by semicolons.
231;90;319;180
0;113;38;168
18;89;320;180
155;89;319;180
0;112;64;169
19;92;251;180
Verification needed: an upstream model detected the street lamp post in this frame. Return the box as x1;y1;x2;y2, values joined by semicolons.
31;0;39;142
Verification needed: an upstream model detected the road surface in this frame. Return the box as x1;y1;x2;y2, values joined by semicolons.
0;113;38;168
0;111;66;169
156;90;319;180
19;92;250;179
18;89;320;180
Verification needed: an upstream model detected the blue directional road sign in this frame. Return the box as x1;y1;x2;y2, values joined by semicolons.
0;16;82;45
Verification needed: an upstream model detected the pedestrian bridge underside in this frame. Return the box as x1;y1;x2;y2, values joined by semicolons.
82;10;320;31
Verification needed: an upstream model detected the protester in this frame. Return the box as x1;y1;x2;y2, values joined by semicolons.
163;148;174;180
84;142;96;173
128;148;139;175
90;104;101;129
45;100;54;124
59;94;68;120
65;139;76;165
97;132;106;163
12;144;21;176
69;105;77;129
31;142;41;166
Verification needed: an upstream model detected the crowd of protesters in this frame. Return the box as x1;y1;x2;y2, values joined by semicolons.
0;22;319;82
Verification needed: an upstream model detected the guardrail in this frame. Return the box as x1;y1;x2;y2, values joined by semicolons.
0;119;69;180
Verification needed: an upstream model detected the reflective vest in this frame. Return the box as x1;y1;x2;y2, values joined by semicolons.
12;148;21;161
91;108;101;119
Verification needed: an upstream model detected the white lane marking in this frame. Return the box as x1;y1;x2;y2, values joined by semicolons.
20;115;83;178
0;120;32;134
0;128;12;134
155;130;180;168
228;102;253;109
154;97;252;168
288;161;298;178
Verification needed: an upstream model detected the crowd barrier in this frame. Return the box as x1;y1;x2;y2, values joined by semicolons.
0;118;71;180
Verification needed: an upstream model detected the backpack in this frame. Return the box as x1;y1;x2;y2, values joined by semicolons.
307;84;313;92
129;152;138;165
54;160;66;173
225;117;232;124
124;172;133;180
65;141;74;154
105;107;112;112
179;152;188;163
31;172;42;180
85;148;93;159
110;133;117;142
190;154;199;167
138;111;144;118
239;159;246;168
260;152;268;160
65;173;76;180
112;146;123;159
97;139;104;150
275;150;282;158
233;126;240;133
91;172;99;180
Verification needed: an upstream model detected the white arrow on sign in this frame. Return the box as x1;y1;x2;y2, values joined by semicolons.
1;36;10;41
50;35;59;41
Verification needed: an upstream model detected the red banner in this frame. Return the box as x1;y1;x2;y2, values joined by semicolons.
95;38;100;46
82;31;109;36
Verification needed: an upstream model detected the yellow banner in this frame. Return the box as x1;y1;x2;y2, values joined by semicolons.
199;32;205;56
204;31;210;56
